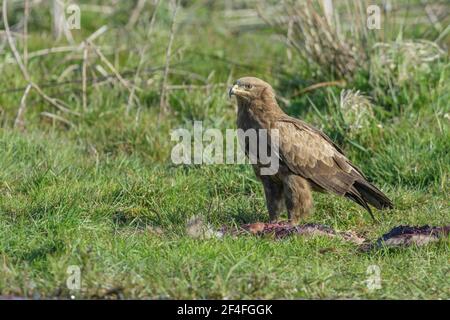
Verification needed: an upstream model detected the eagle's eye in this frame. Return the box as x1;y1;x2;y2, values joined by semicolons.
244;84;253;90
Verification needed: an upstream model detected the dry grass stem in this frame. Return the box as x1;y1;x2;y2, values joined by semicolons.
159;0;180;115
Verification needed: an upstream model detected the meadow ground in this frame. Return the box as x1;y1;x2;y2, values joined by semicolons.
0;0;449;299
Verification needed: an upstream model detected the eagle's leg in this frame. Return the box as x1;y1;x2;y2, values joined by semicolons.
258;175;284;222
282;175;313;224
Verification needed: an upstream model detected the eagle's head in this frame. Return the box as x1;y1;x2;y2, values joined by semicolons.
228;77;275;102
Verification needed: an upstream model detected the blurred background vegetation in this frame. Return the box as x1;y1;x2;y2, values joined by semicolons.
0;0;448;188
0;0;448;175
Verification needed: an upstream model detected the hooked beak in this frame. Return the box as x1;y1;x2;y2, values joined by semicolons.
228;84;239;98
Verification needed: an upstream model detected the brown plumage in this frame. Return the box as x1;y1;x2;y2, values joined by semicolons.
229;76;393;224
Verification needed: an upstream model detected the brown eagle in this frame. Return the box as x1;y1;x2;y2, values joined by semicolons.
229;77;393;224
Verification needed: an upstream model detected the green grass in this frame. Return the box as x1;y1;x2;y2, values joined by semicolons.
0;0;449;299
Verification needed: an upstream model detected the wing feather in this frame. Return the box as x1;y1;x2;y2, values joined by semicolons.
271;117;361;195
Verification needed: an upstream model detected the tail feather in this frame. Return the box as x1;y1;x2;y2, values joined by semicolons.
345;189;375;220
354;180;393;210
345;179;393;218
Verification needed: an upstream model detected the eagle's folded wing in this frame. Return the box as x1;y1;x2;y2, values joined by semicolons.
270;117;393;213
271;118;362;196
